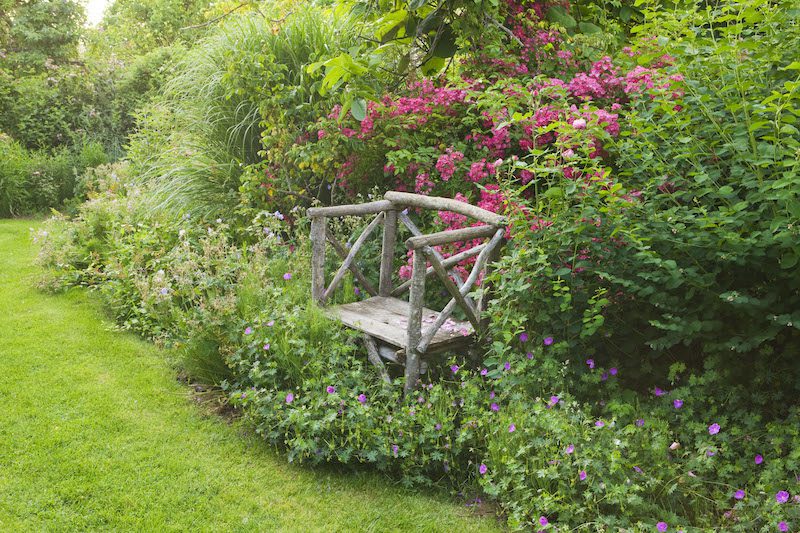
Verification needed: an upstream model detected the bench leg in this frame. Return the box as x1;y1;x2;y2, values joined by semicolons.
364;335;391;385
404;250;426;395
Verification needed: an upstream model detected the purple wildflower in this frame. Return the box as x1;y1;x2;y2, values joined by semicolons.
509;423;516;433
479;463;487;475
633;466;643;473
244;327;253;335
283;272;292;280
285;393;294;404
326;385;336;394
392;445;399;457
490;403;499;412
354;287;361;296
595;420;605;428
435;423;441;430
673;399;683;409
565;444;574;454
776;491;790;504
707;450;716;457
657;522;668;532
654;387;665;396
609;367;618;376
504;361;511;371
779;522;789;532
543;336;554;346
527;351;534;359
636;418;645;427
451;364;459;374
734;490;745;500
586;358;595;369
549;395;560;407
708;423;720;435
263;343;270;351
579;470;587;481
357;393;367;404
489;391;495;399
539;516;549;526
601;372;609;381
480;368;488;376
755;454;764;465
266;320;275;327
519;332;529;342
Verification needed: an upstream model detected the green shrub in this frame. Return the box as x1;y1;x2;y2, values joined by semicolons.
0;135;31;216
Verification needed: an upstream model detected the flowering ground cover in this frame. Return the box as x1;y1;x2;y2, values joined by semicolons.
0;219;500;531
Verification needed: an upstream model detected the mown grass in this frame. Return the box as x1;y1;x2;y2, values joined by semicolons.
0;219;501;531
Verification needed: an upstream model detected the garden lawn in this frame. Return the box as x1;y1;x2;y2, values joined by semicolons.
0;219;500;532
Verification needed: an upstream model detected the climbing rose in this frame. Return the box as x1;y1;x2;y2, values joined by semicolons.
657;522;668;532
708;423;720;435
285;393;294;404
776;491;790;504
357;394;367;404
673;399;683;409
479;464;487;475
572;118;587;129
326;386;336;394
755;454;764;465
734;490;745;500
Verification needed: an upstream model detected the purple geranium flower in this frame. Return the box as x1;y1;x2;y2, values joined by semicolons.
490;403;499;412
601;372;609;381
657;522;668;532
527;351;534;359
673;399;683;409
633;466;643;473
263;343;270;351
549;395;560;408
776;491;790;504
609;367;618;376
357;393;367;404
480;368;488;376
543;336;554;346
579;470;587;481
479;463;487;475
654;387;665;396
755;454;764;465
595;420;605;428
586;358;595;369
636;418;645;427
266;320;274;327
285;393;294;404
519;332;529;342
504;361;511;371
565;444;574;454
734;490;745;500
707;450;716;457
434;423;441;430
244;327;253;335
508;423;516;433
708;423;720;435
392;444;399;457
326;385;336;394
283;272;292;280
779;522;789;532
450;364;459;374
539;516;549;526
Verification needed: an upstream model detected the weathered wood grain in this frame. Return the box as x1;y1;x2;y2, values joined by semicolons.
405;225;499;250
308;199;394;218
379;208;397;296
385;191;506;226
405;251;426;395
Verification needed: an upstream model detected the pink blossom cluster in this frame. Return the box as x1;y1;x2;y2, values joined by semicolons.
435;148;465;181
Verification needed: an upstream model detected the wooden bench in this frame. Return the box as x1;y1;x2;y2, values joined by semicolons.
307;191;505;394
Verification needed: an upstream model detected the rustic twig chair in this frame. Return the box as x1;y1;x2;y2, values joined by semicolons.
307;191;505;394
